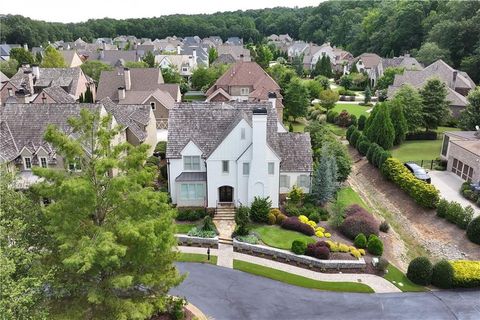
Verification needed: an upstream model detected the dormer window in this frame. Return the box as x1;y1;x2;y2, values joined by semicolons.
150;102;156;110
240;87;249;96
182;67;188;72
184;156;200;170
68;158;82;172
40;157;48;168
23;157;32;170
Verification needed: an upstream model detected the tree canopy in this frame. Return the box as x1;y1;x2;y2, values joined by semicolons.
40;46;66;68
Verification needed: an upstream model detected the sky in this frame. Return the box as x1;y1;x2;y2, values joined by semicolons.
2;0;323;23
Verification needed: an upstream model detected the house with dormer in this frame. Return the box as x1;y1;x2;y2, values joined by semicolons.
166;102;313;208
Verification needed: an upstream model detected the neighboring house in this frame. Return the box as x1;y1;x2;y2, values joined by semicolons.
155;54;197;77
302;43;336;70
0;70;9;83
387;60;475;117
225;37;243;45
352;53;384;87
267;34;293;43
183;36;201;46
287;41;309;59
96;67;180;126
166;102;313;208
216;45;251;62
1;65;95;104
440;131;480;182
60;50;84;67
202;36;223;47
382;54;422;70
205;61;284;120
31;86;76;103
0;44;21;61
181;46;209;67
86;49;141;66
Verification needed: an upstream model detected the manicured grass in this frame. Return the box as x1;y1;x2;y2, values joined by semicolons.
251;225;315;250
384;264;426;292
326;123;347;137
233;260;374;293
391;140;442;162
336;187;368;209
177;253;217;265
284;120;306;132
176;222;196;234
332;103;371;118
435;126;461;134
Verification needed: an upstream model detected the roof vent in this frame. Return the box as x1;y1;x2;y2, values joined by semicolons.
252;107;267;115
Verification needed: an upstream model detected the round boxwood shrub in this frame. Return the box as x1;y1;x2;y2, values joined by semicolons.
358;140;371;156
354;233;367;248
276;213;287;225
431;260;454;289
466;216;480;244
358;115;367;130
291;239;307;255
407;257;433;285
436;198;449;218
308;211;320;223
367;235;383;256
267;212;276;225
349;130;361;147
346;125;356;140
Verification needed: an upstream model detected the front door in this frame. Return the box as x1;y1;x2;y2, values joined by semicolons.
219;186;233;203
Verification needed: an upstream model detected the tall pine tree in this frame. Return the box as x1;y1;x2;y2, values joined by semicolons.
311;144;338;206
365;103;395;150
419;78;450;131
389;101;408;145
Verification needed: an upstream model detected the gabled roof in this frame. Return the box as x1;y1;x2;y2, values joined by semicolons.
355;53;382;68
0;70;9;83
88;50;139;66
382;55;422;70
216;45;251;61
166;102;313;172
205;88;232;102
60;50;82;66
39;86;76;103
0;120;19;163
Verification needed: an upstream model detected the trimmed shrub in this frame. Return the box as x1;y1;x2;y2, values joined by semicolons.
366;143;380;164
306;242;330;260
436;198;449;218
407;257;433;285
250;196;272;223
340;205;379;240
381;158;440;208
445;201;463;224
367;235;384;256
344;204;363;216
358;140;371;156
288;185;305;204
281;216;315;236
291;240;307;255
146;155;160;166
346;125;356;140
354;233;367;248
202;216;216;232
451;260;480;288
355;134;367;150
276;213;287;225
267;212;276;225
358;115;367;130
349;130;361;147
188;227;216;238
154;141;167;158
284;203;301;217
377;151;391;168
308;212;320;223
467;216;480;244
235;205;250;236
336;110;352;127
326;110;339;123
432;260;454;289
459;206;474;229
379;220;390;233
270;208;282;217
236;235;259;244
176;208;207;221
406;131;437;140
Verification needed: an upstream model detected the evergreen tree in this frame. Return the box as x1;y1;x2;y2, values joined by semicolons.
364;87;372;104
419;78;450;131
389;101;408;145
292;55;304;76
391;84;423;132
319;55;332;78
255;44;273;69
363;104;379;133
284;77;309;121
40;46;66;68
350;62;358;74
459;86;480;130
365;103;395;150
311;144;338;206
142;51;156;68
32;109;183;319
208;47;218;64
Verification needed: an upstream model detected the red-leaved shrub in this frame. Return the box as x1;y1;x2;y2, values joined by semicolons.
281;216;315;236
340;205;379;240
306;241;330;260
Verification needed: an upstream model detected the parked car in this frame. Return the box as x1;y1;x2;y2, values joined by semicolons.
404;162;431;183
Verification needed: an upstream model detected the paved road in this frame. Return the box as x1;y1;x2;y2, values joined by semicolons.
171;263;480;320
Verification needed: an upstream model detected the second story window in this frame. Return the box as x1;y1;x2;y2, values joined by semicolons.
280;175;290;188
297;175;310;188
40;157;48;168
242;162;250;175
68;158;82;172
184;156;201;170
241;127;246;140
222;160;229;173
150;102;156;110
240;87;249;95
23;157;32;170
268;162;274;175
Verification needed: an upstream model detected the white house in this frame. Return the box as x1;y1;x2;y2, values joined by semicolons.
166;102;313;208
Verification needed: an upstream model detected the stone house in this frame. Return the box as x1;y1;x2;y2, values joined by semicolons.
440;131;480;182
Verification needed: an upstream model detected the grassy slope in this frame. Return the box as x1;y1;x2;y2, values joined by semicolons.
391;140;442;162
336;187;368;209
233;260;374;293
177;253;217;265
332;103;371;118
384;264;426;292
251;225;315;250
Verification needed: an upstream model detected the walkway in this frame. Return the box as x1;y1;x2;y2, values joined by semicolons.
178;246;400;293
171;262;480;320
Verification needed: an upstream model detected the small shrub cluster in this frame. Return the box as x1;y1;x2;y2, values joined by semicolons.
451;260;480;288
234;205;250;236
436;198;474;229
298;215;331;238
460;182;480;207
353;233;367;248
337;88;356;96
381;158;440;209
288;185;305;205
187;227;216;238
467;216;480;244
407;257;433;285
326;110;338;124
340;204;379;240
432;260;454;289
250;196;272;223
283;202;329;221
306;241;330;260
367;234;383;256
291;239;308;255
336;110;356;127
281;216;315;236
326;240;366;258
405;131;438;140
176;208;208;221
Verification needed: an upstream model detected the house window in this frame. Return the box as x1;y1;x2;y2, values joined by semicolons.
180;183;205;200
23;157;32;170
441;136;449;156
150;102;156;110
222;160;229;173
182;67;188;72
242;162;250;175
297;175;310;188
184;156;201;170
280;175;290;188
241;127;246;140
240;87;250;95
268;162;274;175
68;158;82;172
40;157;48;168
452;158;473;182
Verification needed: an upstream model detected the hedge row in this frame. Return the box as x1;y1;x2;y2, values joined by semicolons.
436;199;474;229
460;182;480;208
405;131;438;140
346;126;391;169
381;158;440;209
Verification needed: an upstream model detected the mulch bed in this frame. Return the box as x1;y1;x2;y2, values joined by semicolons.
150;307;194;320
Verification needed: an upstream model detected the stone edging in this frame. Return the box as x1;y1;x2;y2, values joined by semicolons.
176;234;218;248
233;239;366;270
185;302;208;320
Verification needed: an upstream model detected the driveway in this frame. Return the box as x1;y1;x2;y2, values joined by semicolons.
430;171;480;217
171;263;480;320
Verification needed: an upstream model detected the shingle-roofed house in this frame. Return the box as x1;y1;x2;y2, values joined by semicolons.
216;45;251;62
205;61;284;119
31;86;76;103
382;54;422;70
166;101;312;208
440;130;480;183
60;50;84;67
352;53;384;87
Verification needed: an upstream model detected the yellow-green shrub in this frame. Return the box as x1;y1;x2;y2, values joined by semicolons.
267;212;276;225
299;215;309;223
350;249;361;258
381;158;439;208
451;260;480;288
270;208;282;217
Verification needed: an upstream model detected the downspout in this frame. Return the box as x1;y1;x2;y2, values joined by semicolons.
204;159;208;210
167;159;171;195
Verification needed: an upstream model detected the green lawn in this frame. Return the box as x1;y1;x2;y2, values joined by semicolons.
384;264;426;292
176;222;196;234
233;260;374;293
326;123;347;137
332;103;371;118
177;253;217;265
284;120;306;132
336;187;368;209
435;126;461;134
251;225;315;250
391;140;442;162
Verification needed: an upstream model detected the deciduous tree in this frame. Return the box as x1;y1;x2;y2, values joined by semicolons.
459;86;480;131
40;46;66;68
80;60;113;82
391;84;424;132
419;78;450;131
284;77;309;120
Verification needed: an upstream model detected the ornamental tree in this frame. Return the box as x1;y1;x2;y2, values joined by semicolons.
365;103;395;150
32;109;183;319
284;77;309;121
311;144;338;205
419;78;450;131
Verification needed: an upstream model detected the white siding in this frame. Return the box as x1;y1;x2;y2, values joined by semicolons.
279;172;311;194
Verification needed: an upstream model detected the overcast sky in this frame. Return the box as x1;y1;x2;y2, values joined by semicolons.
2;0;322;23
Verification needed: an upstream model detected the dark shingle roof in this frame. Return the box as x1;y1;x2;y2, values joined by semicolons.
40;86;76;103
166;102;312;172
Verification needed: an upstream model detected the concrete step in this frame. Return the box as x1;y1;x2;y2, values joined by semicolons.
218;237;233;245
213;217;235;221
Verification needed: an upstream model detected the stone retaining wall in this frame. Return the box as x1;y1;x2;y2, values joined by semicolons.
233;239;366;270
176;234;218;248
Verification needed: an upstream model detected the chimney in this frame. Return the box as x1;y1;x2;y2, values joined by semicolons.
15;89;27;103
124;68;131;90
192;48;197;61
24;70;34;94
248;107;269;203
99;48;105;59
7;88;13;97
23;43;28;51
118;87;125;100
177;44;181;54
32;64;40;79
188;55;194;67
268;92;277;110
452;71;458;89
